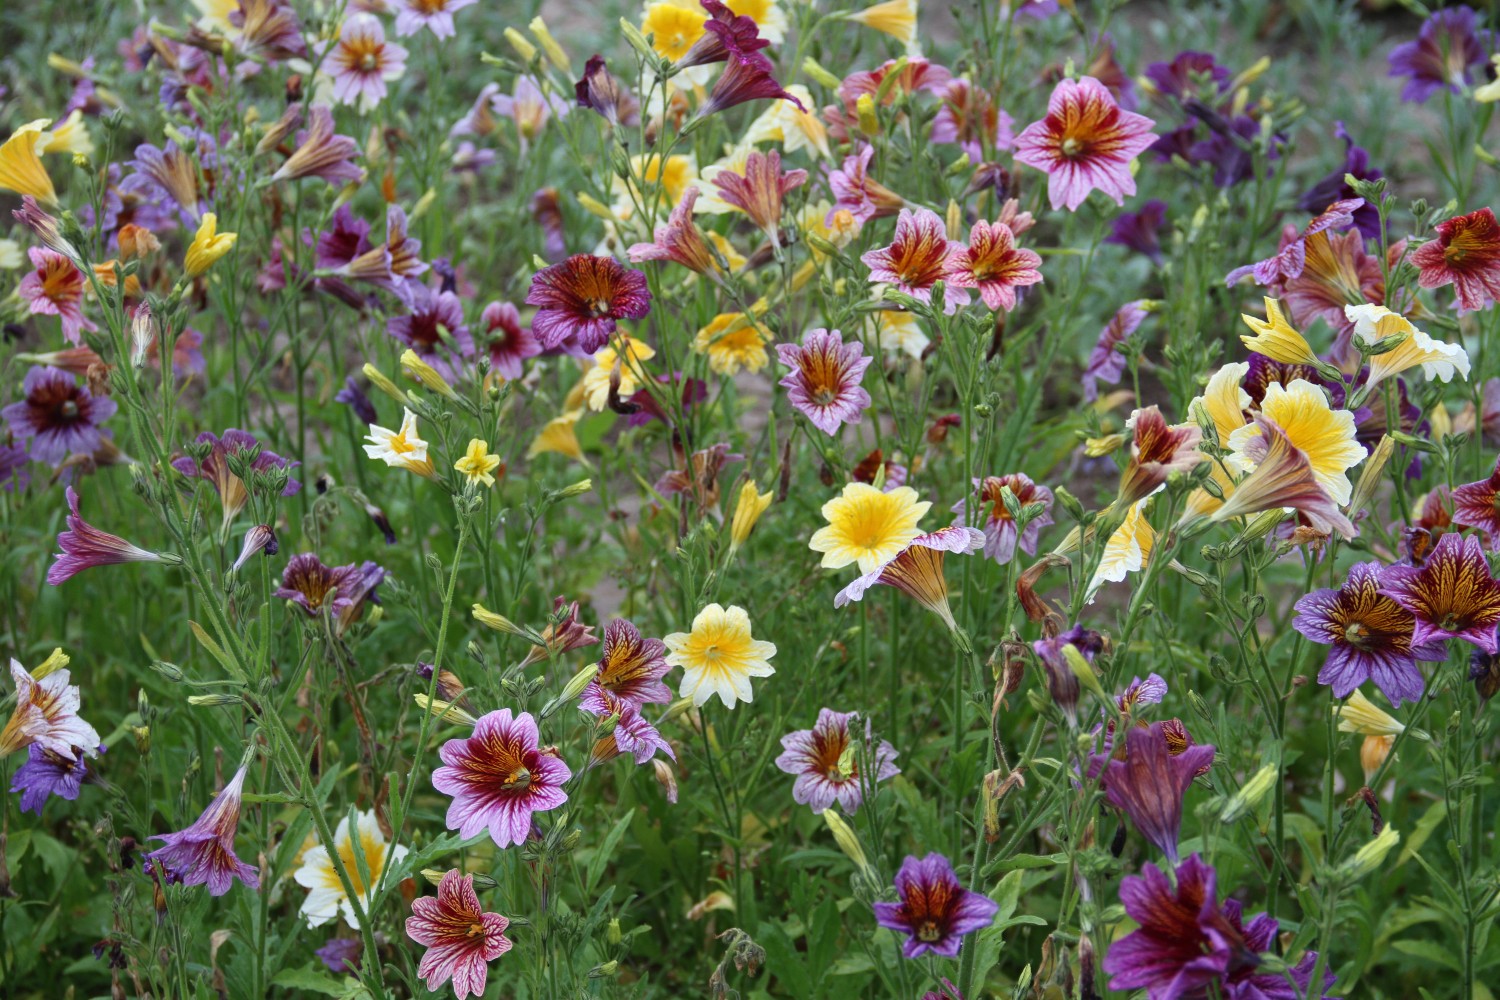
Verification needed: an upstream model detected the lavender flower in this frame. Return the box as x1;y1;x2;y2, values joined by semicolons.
10;744;89;815
144;763;260;896
1388;6;1492;103
873;853;999;958
3;366;117;465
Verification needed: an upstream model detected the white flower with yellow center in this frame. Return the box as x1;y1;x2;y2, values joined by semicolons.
293;810;409;928
363;407;436;478
743;85;830;158
665;603;777;708
1226;379;1366;506
1086;499;1154;602
1345;303;1470;391
864;310;929;360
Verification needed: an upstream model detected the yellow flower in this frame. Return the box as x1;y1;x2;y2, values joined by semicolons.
454;439;502;488
183;213;238;277
848;0;919;49
1086;499;1154;602
809;482;931;574
399;349;458;400
728;480;774;552
582;333;656;410
363;407;437;479
0;120;57;205
41;110;93;158
706;231;746;271
799;200;860;259
1183;362;1250;517
743;84;830;158
293;810;409;928
865;310;929;360
641;0;708;62
1335;688;1405;737
1239;298;1319;366
612;152;699;220
693;313;770;375
529;410;589;464
1477;54;1500;101
664;603;777;709
1345;303;1470;391
1227;379;1366;506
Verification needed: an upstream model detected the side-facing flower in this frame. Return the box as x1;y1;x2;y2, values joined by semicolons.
364;408;437;479
172;429;302;529
847;0;918;50
273;105;361;185
810;481;931;573
833;526;986;635
1227;379;1365;506
1032;625;1105;723
275;553;385;632
1380;531;1500;653
19;247;95;343
590;618;672;708
775;709;899;814
10;744;89;815
944;219;1042;311
580;687;675;767
664;603;777;709
1013;76;1159;211
1082;300;1148;401
1118;405;1204;507
3;366;117;465
1225;199;1363;287
860;207;968;313
1410;208;1500;312
48;486;171;586
1345;304;1469;391
1452;455;1500;547
1100;722;1216;863
1238;297;1320;366
728;480;774;553
294;810;409;927
433;709;571;849
526;254;652;354
1209;415;1357;540
575;54;640;127
627;187;722;276
873;853;999;959
776;328;874;435
826;143;905;223
145;763;259;896
405;869;512;1000
1088;499;1157;601
0;121;57;205
183;213;237;277
0;659;101;759
711;149;807;246
1294;561;1446;705
695;41;805;122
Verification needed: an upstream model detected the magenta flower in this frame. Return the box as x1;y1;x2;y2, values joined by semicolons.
873;853;999;959
19;247;96;344
574;54;640;127
171;429;302;528
479;300;541;379
1293;560;1446;705
1410;208;1500;314
627;187;723;277
526;254;652;354
325;13;407;109
1081;300;1149;402
1099;722;1216;863
3;366;117;465
272;105;362;185
11;744;89;815
861;208;968;313
405;869;512;1000
826;143;905;224
387;283;475;380
1380;531;1500;654
695;40;805;121
591;618;672;708
145;763;260;896
48;486;170;586
275;553;385;632
433;709;571;849
1453;455;1500;547
1224;197;1363;287
931;78;1014;163
677;0;771;69
1013;76;1159;211
774;708;899;814
944;219;1042;311
580;687;675;767
1388;5;1491;103
776;328;873;436
393;0;476;39
711;150;807;246
952;473;1054;565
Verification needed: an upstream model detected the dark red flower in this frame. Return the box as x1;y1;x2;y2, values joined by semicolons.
1410;208;1500;314
525;254;651;354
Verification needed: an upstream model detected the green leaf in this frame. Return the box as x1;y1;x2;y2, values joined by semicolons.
983;852;1068;876
587;810;637;895
1390;938;1463;972
271;966;351;995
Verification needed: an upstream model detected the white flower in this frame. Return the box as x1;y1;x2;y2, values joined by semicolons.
1345;303;1470;390
293;810;409;928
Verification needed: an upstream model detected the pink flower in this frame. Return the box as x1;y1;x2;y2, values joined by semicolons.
860;208;968;313
48;486;169;586
20;247;95;344
433;709;571;849
479;301;541;379
944;219;1042;311
325;14;407;109
774;708;899;814
931;78;1014;163
405;870;512;1000
627;187;723;276
826;143;904;224
711;150;807;246
393;0;476;39
1013;76;1159;212
776;328;873;435
145;763;259;896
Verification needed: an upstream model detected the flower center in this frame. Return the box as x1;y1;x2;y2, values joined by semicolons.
916;919;943;942
1061;136;1085;157
60;400;79;419
589;298;612;317
358;49;379;72
467;922;487;938
1441;612;1465;632
502;767;533;791
1343;622;1366;646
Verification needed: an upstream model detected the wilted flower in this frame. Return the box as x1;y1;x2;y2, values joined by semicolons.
953;473;1054;565
433;708;570;848
3;366;116;465
526;254;652;354
1100;722;1216;862
1082;300;1148;402
294;810;409;927
1409;208;1500;313
873;853;999;958
1387;5;1491;103
405;870;511;1000
810;481;931;574
325;13;408;109
1014;76;1159;212
860;207;968;313
0;659;101;759
145;763;259;896
19;247;95;344
1032;625;1104;724
664;603;777;709
575;54;639;128
521;596;601;667
232;524;279;573
775;709;899;814
48;486;171;586
1379;531;1500;654
776;328;874;436
833;525;986;635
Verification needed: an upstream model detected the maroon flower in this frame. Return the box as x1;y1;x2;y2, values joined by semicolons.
694;39;805;122
1099;722;1215;863
522;596;601;667
526;254;651;354
574;54;640;127
590;618;672;708
405;869;512;1000
1118;405;1203;508
275;553;385;632
872;853;999;958
1380;531;1500;653
479;301;541;380
1410;208;1500;314
1452;455;1500;547
48;486;170;586
711;150;807;247
677;0;771;69
3;366;117;466
387;283;475;380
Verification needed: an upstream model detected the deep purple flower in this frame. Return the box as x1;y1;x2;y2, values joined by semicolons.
144;763;260;896
3;366;117;465
433;709;571;849
1106;200;1168;264
10;744;89;815
1297;122;1384;240
526;254;652;355
873;853;999;959
574;54;640;127
776;329;873;436
1032;625;1105;723
1081;301;1148;402
625;371;708;428
171;429;302;527
1380;531;1500;653
275;553;385;632
1221;900;1337;999
48;486;169;586
1100;722;1215;863
1388;6;1492;103
387;283;475;380
952;474;1054;564
590;618;672;708
1186;110;1278;188
335;376;379;425
695;39;805;121
1143;51;1229;100
1293;560;1446;705
774;709;899;814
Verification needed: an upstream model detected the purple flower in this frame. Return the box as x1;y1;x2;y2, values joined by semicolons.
272;105;362;185
873;853;999;959
3;366;117;465
591;618;672;708
145;763;260;896
1293;560;1446;705
126;134;208;224
1099;722;1215;863
1186;109;1279;188
480;301;542;380
1225;198;1364;287
774;709;899;814
776;329;873;436
275;553;385;633
10;744;89;815
580;687;674;767
1032;625;1105;723
1106;199;1168;264
171;429;301;527
1221;900;1337;999
1380;532;1500;654
574;54;640;128
1388;6;1492;103
48;486;168;586
335;376;379;425
1081;301;1148;402
1143;51;1229;100
952;474;1054;565
1297;122;1384;240
695;40;805;121
316;937;362;973
432;709;571;849
387;283;475;381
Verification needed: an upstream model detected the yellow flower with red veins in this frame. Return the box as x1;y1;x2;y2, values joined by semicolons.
1226;379;1366;506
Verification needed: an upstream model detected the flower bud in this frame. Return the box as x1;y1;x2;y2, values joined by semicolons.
503;26;538;63
414;694;477;726
822;809;871;876
400;350;458;401
33;647;70;680
528;17;570;71
1339;824;1400;881
1220;763;1277;823
801;57;841;90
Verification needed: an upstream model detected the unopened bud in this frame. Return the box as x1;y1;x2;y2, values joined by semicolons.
1221;763;1277;823
1340;824;1400;881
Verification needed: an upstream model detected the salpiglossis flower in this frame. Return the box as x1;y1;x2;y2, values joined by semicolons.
664;603;776;709
810;482;931;574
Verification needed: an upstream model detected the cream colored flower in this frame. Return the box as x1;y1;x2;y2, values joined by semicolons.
742;85;830;158
1345;303;1470;391
1086;499;1154;602
363;407;436;479
293;810;409;928
865;310;929;360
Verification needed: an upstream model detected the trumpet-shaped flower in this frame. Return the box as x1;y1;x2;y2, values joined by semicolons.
826;143;905;224
1225;199;1363;287
405;870;511;1000
1100;722;1216;863
480;301;541;380
10;744;89;815
1212;415;1356;540
1013;76;1159;212
48;486;169;586
847;0;919;50
145;764;259;896
1238;298;1320;366
364;408;436;479
833;525;985;633
0;121;57;205
1345;304;1469;391
591;618;672;708
1082;300;1148;402
711;149;807;245
433;709;572;848
1227;380;1365;506
171;429;301;528
294;810;409;927
272;105;361;185
775;708;899;814
183;213;237;277
628;187;723;276
810;482;931;574
1118;405;1204;507
1087;499;1155;601
664;603;776;709
275;553;385;632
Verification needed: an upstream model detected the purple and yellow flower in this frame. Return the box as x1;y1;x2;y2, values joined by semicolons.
1013;76;1159;212
1410;208;1500;314
48;486;170;586
627;187;724;277
1293;560;1444;705
272;105;362;185
275;553;385;632
1099;722;1215;862
1209;415;1356;540
19;247;95;344
580;687;675;767
873;853;999;959
590;618;672;708
433;708;571;849
860;207;968;313
325;14;408;110
1380;531;1500;654
833;526;985;634
1225;199;1363;287
665;603;776;709
144;762;259;896
405;870;512;1000
526;254;652;355
776;328;874;436
952;473;1054;565
774;708;899;814
944;219;1042;312
826;143;905;224
1388;5;1491;103
0;659;100;760
393;0;476;39
172;429;301;530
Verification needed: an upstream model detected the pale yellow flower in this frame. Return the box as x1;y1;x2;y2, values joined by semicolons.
726;0;788;44
1183;362;1251;517
742;85;830;158
454;439;502;488
1086;499;1154;602
183;213;237;277
809;483;930;574
1345;303;1470;391
865;310;929;360
664;603;777;709
1227;379;1366;506
293;810;408;928
41;110;93;157
0;120;57;205
693;313;771;375
1335;688;1405;737
582;334;656;410
528;410;588;463
611;152;699;220
1239;297;1319;366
